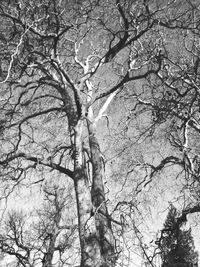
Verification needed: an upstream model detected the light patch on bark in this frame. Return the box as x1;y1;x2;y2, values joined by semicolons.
94;90;119;125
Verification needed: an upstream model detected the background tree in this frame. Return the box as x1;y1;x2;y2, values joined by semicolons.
0;183;77;267
156;205;198;267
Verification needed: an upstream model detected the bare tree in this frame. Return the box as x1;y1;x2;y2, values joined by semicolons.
0;183;77;266
0;0;200;266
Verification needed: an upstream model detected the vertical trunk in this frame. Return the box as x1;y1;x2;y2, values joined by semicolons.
42;237;55;267
72;116;116;266
58;83;108;265
74;177;102;266
42;228;59;267
73;119;103;266
88;122;116;266
42;192;63;267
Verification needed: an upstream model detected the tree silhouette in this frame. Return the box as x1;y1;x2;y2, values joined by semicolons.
157;205;198;267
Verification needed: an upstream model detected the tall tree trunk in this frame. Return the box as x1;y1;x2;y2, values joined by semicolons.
73;116;116;266
73;119;103;266
88;121;116;266
42;237;55;267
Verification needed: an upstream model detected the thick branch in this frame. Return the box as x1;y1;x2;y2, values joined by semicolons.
0;153;74;179
177;205;200;226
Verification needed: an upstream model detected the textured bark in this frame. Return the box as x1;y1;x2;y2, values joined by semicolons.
42;199;61;266
88;122;116;266
42;239;55;267
73;119;103;267
73;118;116;266
74;177;102;267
